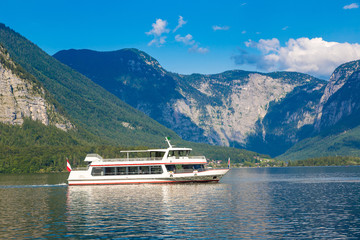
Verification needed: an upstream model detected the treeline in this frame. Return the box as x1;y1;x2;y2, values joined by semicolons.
0;145;140;174
0;119;80;147
0;120;137;173
288;156;360;167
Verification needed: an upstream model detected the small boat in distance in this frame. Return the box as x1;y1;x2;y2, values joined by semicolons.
67;138;230;185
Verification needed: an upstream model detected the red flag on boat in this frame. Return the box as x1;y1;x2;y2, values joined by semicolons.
66;158;72;172
228;157;230;169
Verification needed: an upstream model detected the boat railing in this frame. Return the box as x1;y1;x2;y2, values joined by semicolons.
97;156;206;162
73;167;89;171
187;156;206;160
101;157;164;162
167;156;206;160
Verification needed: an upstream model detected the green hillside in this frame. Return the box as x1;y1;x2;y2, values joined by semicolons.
288;156;360;166
278;125;360;160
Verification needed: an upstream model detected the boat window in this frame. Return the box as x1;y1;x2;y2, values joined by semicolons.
150;166;163;174
166;165;175;172
193;164;204;170
91;167;103;176
128;166;139;175
105;167;116;175
139;166;150;174
168;150;190;158
168;151;175;157
92;165;164;176
165;164;205;173
116;167;127;175
179;150;186;156
150;151;165;158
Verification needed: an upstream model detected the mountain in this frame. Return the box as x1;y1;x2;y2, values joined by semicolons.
54;49;327;156
314;60;360;132
279;60;360;160
0;23;180;147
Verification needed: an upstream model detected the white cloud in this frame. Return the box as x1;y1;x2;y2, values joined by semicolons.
213;25;230;31
173;16;187;32
175;34;195;45
245;38;280;53
282;26;289;31
148;36;167;46
147;39;157;46
175;33;209;54
146;19;169;36
145;16;208;53
343;3;359;9
146;19;170;46
189;44;209;54
235;37;360;78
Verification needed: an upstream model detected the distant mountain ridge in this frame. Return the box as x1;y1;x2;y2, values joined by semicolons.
54;49;328;157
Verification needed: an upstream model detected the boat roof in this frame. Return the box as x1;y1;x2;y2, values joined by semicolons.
120;147;192;153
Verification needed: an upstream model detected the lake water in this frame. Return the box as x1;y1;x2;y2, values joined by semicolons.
1;166;360;239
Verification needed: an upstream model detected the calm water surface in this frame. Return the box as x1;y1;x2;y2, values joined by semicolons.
1;166;360;239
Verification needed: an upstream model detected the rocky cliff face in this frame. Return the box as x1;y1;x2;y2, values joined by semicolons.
172;72;296;145
171;71;326;156
0;45;73;130
314;60;360;131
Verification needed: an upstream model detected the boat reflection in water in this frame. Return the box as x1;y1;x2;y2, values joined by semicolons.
67;138;229;185
66;183;236;238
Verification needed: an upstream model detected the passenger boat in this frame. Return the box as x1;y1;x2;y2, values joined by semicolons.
67;138;230;185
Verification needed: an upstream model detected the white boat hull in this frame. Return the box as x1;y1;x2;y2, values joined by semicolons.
68;169;229;186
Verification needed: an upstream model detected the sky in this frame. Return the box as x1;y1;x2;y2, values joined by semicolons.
1;0;360;79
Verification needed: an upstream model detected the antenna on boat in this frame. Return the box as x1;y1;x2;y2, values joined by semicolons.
165;137;173;148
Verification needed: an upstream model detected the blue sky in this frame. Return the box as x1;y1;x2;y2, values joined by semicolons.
1;0;360;78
